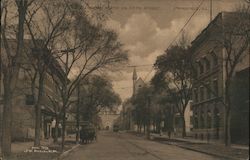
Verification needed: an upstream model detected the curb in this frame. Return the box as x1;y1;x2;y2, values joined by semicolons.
53;144;80;160
155;140;247;160
173;144;244;160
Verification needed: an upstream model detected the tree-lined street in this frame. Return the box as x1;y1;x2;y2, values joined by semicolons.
1;0;249;159
62;131;224;160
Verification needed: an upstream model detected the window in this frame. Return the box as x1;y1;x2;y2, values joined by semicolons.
207;110;212;128
198;61;204;74
212;80;219;97
204;58;210;72
200;111;205;129
206;83;211;99
212;52;218;67
193;88;198;102
200;86;204;101
194;112;198;129
26;95;35;105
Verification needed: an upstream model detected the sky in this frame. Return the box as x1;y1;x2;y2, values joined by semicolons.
100;0;248;101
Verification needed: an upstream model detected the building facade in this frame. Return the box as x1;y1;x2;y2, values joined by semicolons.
190;12;249;142
98;107;120;130
0;39;64;141
121;67;146;131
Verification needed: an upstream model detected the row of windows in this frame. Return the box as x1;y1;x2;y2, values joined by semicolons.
193;79;218;103
193;108;220;129
196;52;218;76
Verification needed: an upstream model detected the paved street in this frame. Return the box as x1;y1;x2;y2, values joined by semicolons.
62;131;224;160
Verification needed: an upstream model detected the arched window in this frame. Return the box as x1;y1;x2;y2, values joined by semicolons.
200;86;204;101
198;61;204;74
206;82;211;99
204;57;211;72
211;52;218;67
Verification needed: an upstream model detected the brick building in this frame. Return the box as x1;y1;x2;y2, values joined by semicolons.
0;39;65;141
190;12;249;142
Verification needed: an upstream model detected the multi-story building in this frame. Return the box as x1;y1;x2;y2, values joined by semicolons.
190;12;249;142
0;39;65;141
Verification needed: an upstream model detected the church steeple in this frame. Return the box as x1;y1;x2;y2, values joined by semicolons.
132;67;137;81
132;67;137;96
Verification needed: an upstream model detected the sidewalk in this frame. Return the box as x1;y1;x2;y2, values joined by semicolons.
12;138;53;154
2;136;78;160
151;133;249;160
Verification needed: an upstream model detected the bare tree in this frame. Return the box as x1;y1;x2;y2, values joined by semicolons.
24;0;72;147
34;4;127;149
1;0;34;156
214;8;249;146
53;31;127;150
22;0;122;149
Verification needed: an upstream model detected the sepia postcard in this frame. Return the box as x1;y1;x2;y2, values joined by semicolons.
0;0;249;159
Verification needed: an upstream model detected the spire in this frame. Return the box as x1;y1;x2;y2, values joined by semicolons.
132;67;137;81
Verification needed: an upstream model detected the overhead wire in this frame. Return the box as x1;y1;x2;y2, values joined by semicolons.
114;0;205;89
165;0;205;51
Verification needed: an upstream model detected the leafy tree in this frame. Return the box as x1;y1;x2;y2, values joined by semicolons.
154;45;193;137
23;0;127;150
79;75;121;122
132;86;153;136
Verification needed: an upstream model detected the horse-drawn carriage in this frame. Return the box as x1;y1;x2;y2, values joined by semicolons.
80;124;97;144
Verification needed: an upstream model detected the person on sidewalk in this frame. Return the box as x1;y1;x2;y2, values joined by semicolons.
167;127;174;139
167;130;171;139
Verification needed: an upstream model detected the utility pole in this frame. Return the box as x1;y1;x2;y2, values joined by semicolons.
147;95;151;140
210;0;213;22
76;83;80;144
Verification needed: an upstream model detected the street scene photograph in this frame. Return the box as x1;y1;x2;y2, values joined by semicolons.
0;0;249;159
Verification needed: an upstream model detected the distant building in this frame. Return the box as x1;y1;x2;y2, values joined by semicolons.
121;67;146;131
132;67;145;96
98;107;120;130
190;12;249;142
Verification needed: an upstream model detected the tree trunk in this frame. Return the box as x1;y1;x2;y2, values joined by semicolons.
146;118;150;139
34;73;45;146
143;124;146;134
1;72;12;156
53;114;59;143
76;110;80;143
224;84;232;146
1;0;27;156
61;108;66;151
181;114;186;138
76;85;80;143
224;103;231;146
